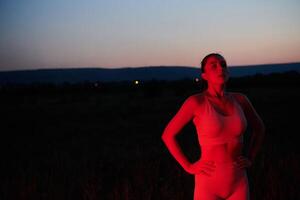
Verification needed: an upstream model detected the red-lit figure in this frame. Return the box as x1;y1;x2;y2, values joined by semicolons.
161;53;265;200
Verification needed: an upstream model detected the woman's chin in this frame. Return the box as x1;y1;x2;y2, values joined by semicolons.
213;78;228;85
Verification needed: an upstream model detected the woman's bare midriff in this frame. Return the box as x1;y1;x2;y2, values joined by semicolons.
200;141;243;163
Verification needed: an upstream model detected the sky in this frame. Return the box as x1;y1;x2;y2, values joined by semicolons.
1;0;300;71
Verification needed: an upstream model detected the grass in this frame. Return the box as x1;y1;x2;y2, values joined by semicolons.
0;73;299;199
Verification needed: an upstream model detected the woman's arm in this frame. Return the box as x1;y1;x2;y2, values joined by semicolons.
234;93;266;164
161;95;198;172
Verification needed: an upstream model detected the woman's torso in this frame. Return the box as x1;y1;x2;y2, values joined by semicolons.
192;92;248;163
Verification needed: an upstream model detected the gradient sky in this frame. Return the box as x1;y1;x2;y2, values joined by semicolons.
1;0;300;71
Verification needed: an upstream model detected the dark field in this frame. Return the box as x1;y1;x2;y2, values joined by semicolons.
1;72;299;200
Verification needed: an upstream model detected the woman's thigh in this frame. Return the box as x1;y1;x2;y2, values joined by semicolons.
194;174;221;200
194;186;221;200
194;161;249;200
226;175;250;200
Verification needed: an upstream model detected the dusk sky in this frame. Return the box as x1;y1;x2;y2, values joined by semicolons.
1;0;300;71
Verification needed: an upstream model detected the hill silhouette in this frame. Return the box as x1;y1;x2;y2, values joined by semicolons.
0;62;299;85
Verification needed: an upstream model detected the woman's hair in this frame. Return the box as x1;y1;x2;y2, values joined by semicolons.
200;53;227;90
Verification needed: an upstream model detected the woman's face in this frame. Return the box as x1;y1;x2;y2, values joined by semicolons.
201;55;229;85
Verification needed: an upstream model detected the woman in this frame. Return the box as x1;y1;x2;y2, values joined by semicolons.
161;53;265;200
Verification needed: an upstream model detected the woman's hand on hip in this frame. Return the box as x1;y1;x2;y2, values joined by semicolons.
234;156;252;169
186;160;216;176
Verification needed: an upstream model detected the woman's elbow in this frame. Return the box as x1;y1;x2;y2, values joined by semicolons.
259;120;266;134
254;118;266;133
161;133;166;141
161;129;176;143
161;132;170;142
261;124;266;134
255;122;266;137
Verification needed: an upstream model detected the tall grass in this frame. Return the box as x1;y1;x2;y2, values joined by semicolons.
0;74;299;199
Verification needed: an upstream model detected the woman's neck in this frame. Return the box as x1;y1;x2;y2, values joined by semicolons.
205;84;226;98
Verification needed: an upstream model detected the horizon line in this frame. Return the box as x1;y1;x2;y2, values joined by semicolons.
1;61;300;73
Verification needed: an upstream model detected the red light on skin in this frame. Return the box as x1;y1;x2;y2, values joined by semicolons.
161;54;265;200
201;56;229;85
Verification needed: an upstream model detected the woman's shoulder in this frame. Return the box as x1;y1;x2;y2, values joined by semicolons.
179;93;206;115
229;92;251;106
183;92;207;106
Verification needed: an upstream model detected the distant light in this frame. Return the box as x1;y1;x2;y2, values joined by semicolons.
195;78;200;82
134;80;139;85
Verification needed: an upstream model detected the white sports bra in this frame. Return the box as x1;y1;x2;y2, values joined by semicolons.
192;94;247;146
